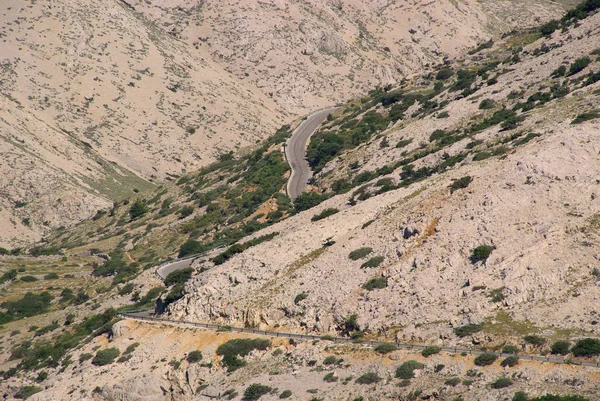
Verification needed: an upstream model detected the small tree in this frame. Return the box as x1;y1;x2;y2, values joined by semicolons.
355;372;381;384
92;348;120;366
470;245;495;264
129;200;148;220
474;353;497;366
500;356;519;367
186;350;202;363
422;346;441;357
551;340;571;355
571;338;600;357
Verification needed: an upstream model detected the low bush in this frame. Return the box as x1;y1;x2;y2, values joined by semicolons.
445;377;461;386
572;110;600;125
279;390;292;399
474;353;497;366
571;338;600;357
243;384;272;401
44;273;59;280
373;343;397;354
449;176;472;193
500;356;519;367
294;292;308;305
422;346;441;357
355;372;381;384
294;192;327;212
323;355;342;365
396;360;425;379
311;208;339;222
470;245;495;264
15;386;42;400
479;99;496;110
349;247;373;260
491;377;513;389
129;200;149;220
551;340;571;355
186;350;202;363
567;57;591;76
323;372;338;382
360;256;384;269
362;277;387;291
92;348;120;366
20;276;38;282
216;339;271;371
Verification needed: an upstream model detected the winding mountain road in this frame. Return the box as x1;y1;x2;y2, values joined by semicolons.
285;107;338;200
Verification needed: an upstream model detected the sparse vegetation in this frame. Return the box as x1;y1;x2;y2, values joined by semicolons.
500;356;519;367
186;350;202;363
216;339;271;371
374;343;397;354
470;245;495;264
355;372;381;384
421;346;441;357
360;256;384;269
396;360;425;379
449;176;472;193
92;348;121;366
453;323;483;337
348;247;373;260
311;208;339;222
243;384;272;401
362;277;387;291
491;377;513;389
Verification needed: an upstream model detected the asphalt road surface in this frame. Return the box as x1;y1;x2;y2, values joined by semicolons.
285;107;338;200
155;257;197;280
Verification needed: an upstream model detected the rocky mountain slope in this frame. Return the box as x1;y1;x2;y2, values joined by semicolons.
0;0;569;248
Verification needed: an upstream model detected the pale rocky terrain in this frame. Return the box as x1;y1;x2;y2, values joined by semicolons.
0;0;569;247
3;2;600;401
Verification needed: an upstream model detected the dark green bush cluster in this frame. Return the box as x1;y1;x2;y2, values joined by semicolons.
243;384;272;400
474;353;497;366
538;0;600;37
294;292;308;305
216;338;271;372
0;292;54;325
311;208;339;222
92;347;120;366
524;335;545;346
362;277;387;291
294;192;328;212
360;256;384;269
572;110;600;125
355;372;381;384
129;199;149;220
500;356;519;367
445;377;461;386
449;176;472;193
491;377;513;388
551;340;570;355
92;251;138;284
470;108;523;133
421;346;441;357
15;386;42;400
396;360;424;379
349;247;373;260
468;39;493;55
470;245;495;264
571;338;600;357
186;350;202;363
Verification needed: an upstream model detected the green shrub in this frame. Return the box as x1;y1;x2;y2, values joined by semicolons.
449;176;472;193
512;392;528;401
216;339;271;372
540;19;559;36
551;340;571;355
362;277;387;291
436;68;454;80
470;245;495;264
474;353;497;366
361;256;384;269
129;200;148;220
529;395;589;401
80;352;95;362
186;350;202;363
294;192;327;212
491;377;513;389
279;390;292;399
20;275;38;282
349;247;373;260
164;268;193;287
0;291;54;324
572;110;600;125
395;360;425;379
342;314;360;335
421;346;441;357
243;384;272;401
44;273;59;280
323;355;341;365
524;335;546;346
479;99;496;110
396;138;413;148
294;292;308;304
178;206;194;219
92;347;120;366
445;377;461;386
571;338;600;357
119;283;134;296
178;239;205;258
500;356;519;367
355;372;381;384
15;386;42;400
312;208;339;222
502;344;519;354
567;57;591;76
374;343;397;354
453;323;483;337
